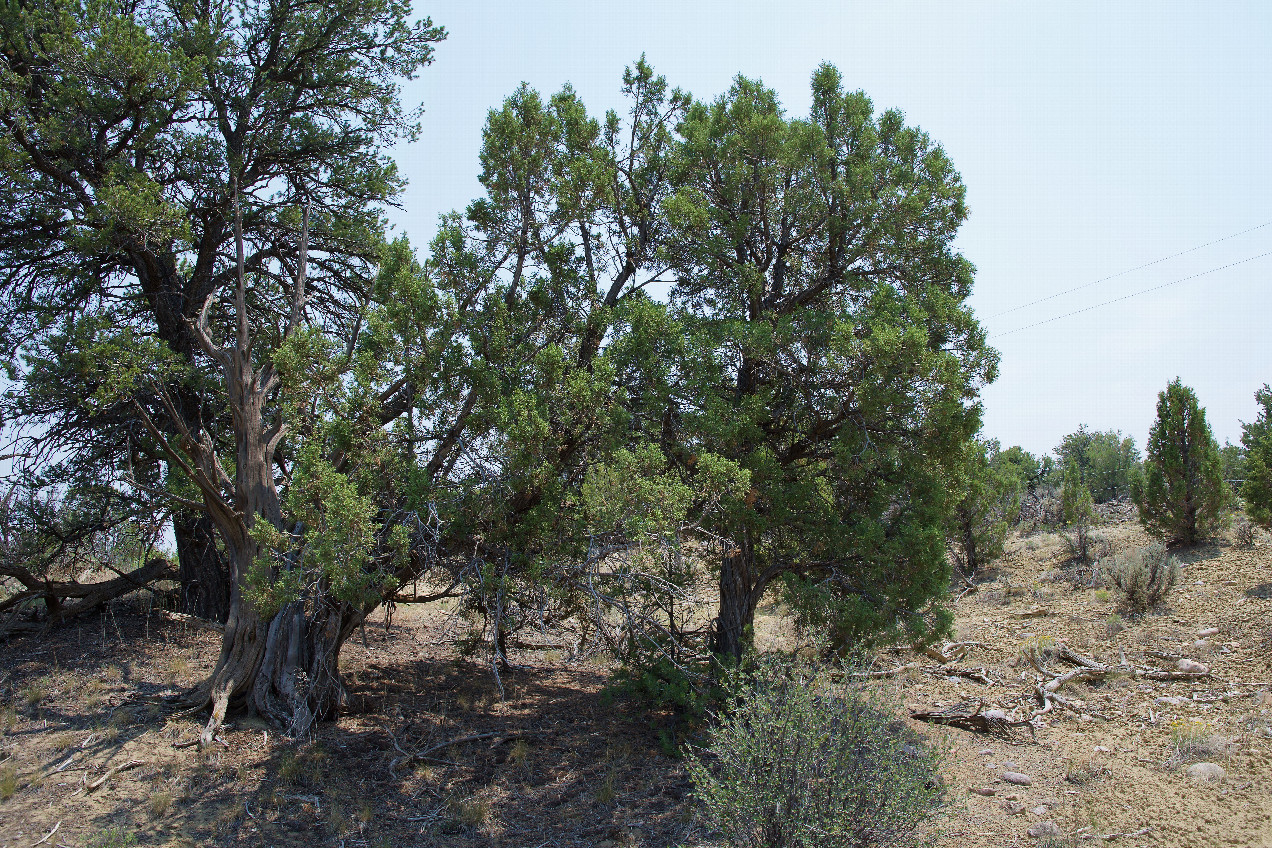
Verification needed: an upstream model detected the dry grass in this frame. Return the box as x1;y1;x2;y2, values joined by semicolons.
0;763;16;800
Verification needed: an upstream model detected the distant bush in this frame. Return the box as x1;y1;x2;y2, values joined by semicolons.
1110;544;1179;614
685;656;945;848
1054;425;1141;503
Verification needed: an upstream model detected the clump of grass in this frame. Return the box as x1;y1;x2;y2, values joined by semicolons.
21;680;47;710
1104;613;1124;640
1065;757;1108;785
1093;589;1110;604
148;788;174;819
0;763;17;799
596;768;618;804
445;795;491;831
1166;719;1228;768
0;705;16;733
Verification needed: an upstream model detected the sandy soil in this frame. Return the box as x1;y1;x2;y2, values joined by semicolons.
1;517;1270;847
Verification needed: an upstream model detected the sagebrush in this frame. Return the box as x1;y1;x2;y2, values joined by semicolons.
1110;544;1179;613
685;657;945;848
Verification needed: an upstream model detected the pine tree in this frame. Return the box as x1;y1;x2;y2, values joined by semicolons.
1131;379;1229;544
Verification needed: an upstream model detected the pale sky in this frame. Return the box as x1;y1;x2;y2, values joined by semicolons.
387;1;1272;459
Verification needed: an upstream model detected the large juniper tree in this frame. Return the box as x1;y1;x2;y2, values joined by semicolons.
0;0;443;620
663;66;996;660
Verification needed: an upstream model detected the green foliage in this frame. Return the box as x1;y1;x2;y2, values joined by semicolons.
1110;543;1179;614
1054;425;1141;502
664;63;995;658
1240;385;1272;527
991;445;1049;495
684;656;945;848
946;438;1020;576
1131;379;1230;544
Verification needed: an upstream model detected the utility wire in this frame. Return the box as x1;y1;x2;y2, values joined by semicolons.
992;250;1272;339
989;221;1272;318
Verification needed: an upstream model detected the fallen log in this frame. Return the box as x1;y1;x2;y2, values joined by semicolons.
0;558;176;638
910;700;1033;741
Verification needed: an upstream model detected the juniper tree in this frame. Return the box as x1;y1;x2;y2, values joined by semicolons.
0;0;444;619
663;65;996;660
1131;379;1229;545
1240;384;1272;527
947;439;1020;577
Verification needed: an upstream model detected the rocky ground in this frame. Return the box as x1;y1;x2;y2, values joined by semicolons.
1;515;1270;847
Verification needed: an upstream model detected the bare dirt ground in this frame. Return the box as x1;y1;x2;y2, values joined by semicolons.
2;515;1270;848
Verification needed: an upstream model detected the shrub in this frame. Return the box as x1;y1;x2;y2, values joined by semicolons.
1110;544;1179;614
685;657;945;848
1234;517;1257;547
1060;463;1099;564
1131;379;1230;544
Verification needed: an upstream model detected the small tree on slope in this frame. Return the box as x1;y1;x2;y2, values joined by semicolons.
1131;379;1229;545
1240;384;1272;527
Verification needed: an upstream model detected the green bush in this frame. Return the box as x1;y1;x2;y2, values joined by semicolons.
685;657;945;848
1110;543;1179;614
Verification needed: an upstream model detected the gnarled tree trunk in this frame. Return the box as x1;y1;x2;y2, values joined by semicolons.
173;512;231;622
711;533;769;663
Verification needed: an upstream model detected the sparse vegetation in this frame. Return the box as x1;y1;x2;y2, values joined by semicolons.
685;656;945;848
84;826;139;848
1109;544;1179;614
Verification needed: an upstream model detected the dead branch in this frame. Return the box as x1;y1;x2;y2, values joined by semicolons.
909;700;1033;740
932;666;995;685
85;759;142;792
156;610;224;634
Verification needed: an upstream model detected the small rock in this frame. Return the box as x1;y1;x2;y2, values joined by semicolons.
1177;659;1209;674
1028;822;1063;838
969;786;997;796
1031;805;1049;816
1186;762;1226;783
1156;696;1189;706
979;748;994;755
1198;627;1220;638
1002;771;1033;786
982;709;1007;721
1193;640;1211;650
1093;745;1110;753
1000;760;1018;770
1003;800;1026;815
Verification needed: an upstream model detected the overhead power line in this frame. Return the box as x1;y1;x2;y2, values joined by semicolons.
991;250;1272;339
989;220;1272;319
